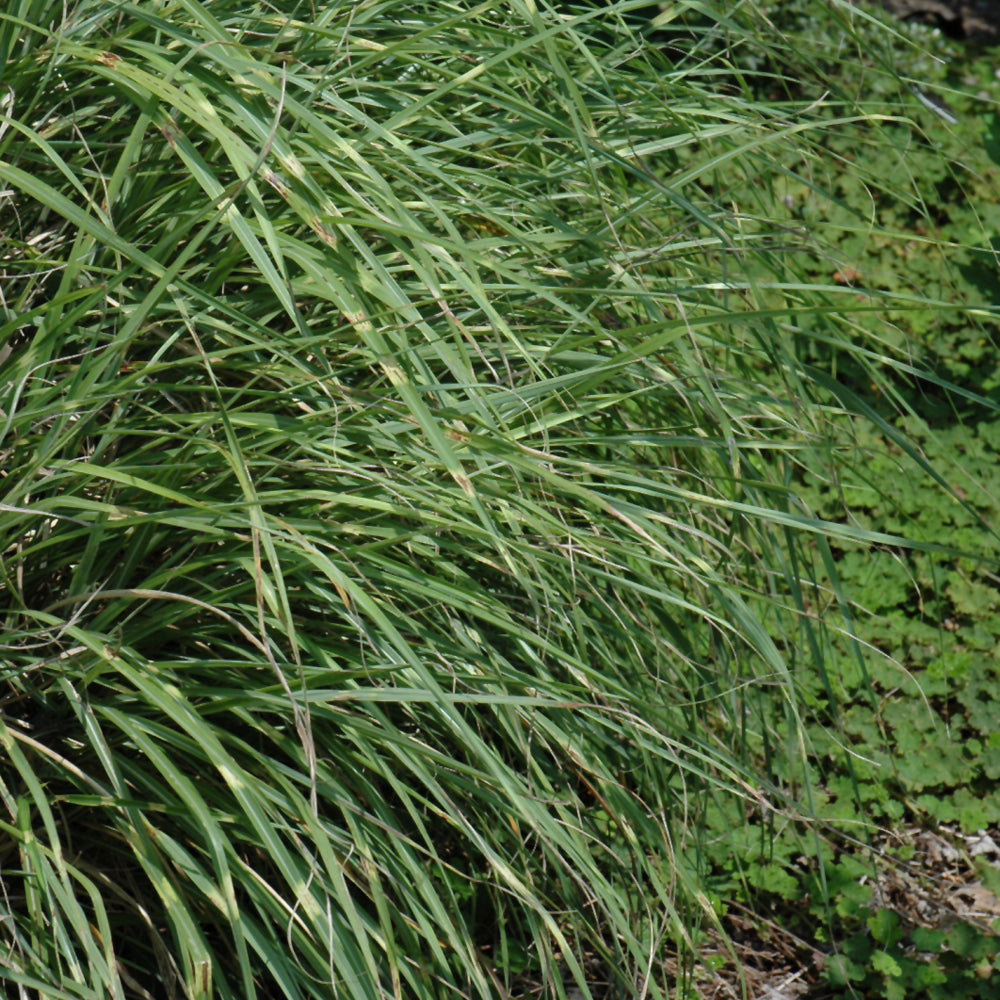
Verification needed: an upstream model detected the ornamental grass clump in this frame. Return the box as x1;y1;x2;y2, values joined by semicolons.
0;2;994;998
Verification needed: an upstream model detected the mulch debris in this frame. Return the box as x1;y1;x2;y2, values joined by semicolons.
685;824;1000;999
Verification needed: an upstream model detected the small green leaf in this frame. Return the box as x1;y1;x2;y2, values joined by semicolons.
867;909;903;947
872;949;903;979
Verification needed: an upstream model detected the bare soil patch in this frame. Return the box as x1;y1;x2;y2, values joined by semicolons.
871;0;1000;43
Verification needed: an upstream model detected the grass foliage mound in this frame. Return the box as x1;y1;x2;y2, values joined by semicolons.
1;1;996;998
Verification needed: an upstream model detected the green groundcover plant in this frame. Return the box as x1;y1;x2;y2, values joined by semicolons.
1;1;997;998
683;6;1000;996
